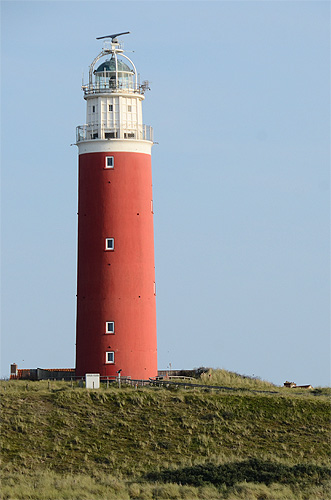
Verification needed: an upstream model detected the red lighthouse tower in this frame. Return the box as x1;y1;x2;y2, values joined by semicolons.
75;33;157;380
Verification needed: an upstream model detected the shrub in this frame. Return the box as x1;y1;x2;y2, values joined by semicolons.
146;459;331;488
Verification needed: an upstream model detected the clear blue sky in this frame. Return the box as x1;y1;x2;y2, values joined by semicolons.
1;1;330;386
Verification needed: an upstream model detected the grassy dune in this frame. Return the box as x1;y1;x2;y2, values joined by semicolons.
1;371;330;499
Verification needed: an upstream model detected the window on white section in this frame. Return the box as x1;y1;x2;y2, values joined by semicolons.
128;105;132;112
106;321;115;334
105;132;118;139
106;351;114;364
105;156;114;169
92;105;95;112
109;104;113;111
105;238;114;250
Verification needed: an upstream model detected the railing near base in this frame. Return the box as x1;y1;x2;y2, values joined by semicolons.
8;374;280;395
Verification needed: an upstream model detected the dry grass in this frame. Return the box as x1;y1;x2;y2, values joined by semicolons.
1;471;330;499
1;375;330;499
200;368;278;390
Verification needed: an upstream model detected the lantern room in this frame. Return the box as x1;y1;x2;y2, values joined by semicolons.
83;34;139;95
94;57;135;91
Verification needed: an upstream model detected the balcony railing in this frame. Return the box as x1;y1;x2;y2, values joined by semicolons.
82;81;149;96
76;124;153;143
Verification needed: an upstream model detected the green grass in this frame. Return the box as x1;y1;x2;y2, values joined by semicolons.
1;373;330;499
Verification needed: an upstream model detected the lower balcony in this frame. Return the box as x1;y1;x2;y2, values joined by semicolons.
76;124;153;143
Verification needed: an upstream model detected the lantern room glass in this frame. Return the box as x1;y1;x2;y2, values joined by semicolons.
94;57;135;91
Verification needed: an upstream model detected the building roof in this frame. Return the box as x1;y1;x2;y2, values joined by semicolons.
95;58;132;74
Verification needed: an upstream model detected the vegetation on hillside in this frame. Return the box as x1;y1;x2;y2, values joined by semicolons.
199;369;278;390
146;459;331;488
1;371;330;499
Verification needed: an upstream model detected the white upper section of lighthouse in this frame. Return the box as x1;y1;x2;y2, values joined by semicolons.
76;34;153;148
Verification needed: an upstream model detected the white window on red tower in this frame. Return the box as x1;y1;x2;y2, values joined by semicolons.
105;238;114;250
106;351;115;364
106;321;115;334
105;156;114;169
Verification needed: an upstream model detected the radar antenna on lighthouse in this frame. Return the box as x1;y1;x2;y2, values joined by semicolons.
96;31;131;41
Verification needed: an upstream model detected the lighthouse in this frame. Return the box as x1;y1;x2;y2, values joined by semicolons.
75;33;157;380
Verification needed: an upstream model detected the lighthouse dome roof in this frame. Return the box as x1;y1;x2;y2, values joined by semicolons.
95;58;133;74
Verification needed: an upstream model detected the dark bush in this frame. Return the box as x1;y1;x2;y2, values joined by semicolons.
146;459;331;487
